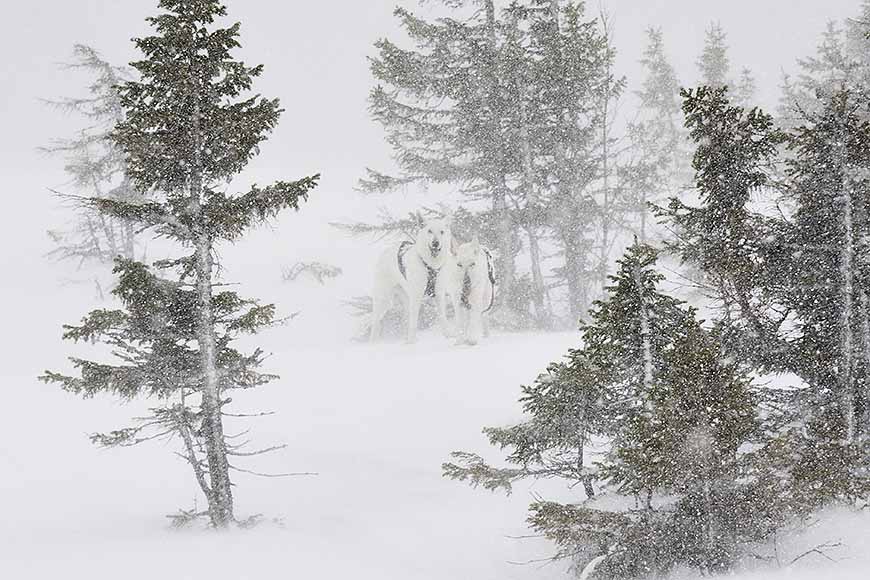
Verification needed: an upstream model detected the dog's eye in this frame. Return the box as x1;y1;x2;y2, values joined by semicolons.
440;230;444;234
457;263;463;268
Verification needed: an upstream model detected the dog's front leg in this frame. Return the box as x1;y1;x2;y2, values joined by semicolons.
435;290;453;338
454;307;469;346
449;293;462;337
466;307;484;345
369;288;389;342
406;293;421;344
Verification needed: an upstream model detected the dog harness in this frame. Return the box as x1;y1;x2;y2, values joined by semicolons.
397;241;438;298
460;248;497;312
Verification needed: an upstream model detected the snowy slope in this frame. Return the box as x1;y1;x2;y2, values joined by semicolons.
0;175;864;580
4;290;869;579
0;193;866;579
2;322;576;578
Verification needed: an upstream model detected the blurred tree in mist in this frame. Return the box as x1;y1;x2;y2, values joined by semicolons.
354;0;632;329
734;67;757;109
779;21;852;128
42;45;142;295
697;22;730;90
626;28;690;242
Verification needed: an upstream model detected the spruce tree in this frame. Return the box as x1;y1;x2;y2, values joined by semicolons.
601;320;760;574
662;85;870;513
658;87;788;373
778;90;870;501
697;22;730;90
629;28;688;241
444;243;691;496
41;0;319;527
734;67;758;109
779;22;852;128
509;0;624;321
445;244;777;577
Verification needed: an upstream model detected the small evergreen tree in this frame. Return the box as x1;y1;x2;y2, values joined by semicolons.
599;321;759;575
734;67;758;109
446;244;779;577
779;21;852;128
41;0;319;527
697;22;730;90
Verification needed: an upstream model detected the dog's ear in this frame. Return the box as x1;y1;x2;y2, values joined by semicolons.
443;207;455;229
471;234;480;253
450;236;459;256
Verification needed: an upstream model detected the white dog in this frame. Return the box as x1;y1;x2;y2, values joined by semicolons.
440;236;495;346
370;218;454;343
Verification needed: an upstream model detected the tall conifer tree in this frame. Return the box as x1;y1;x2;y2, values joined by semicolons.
779;22;852;127
662;87;870;511
42;0;319;527
783;90;870;460
659;87;788;372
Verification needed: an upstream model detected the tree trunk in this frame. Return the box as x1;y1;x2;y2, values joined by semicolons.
577;432;595;499
633;262;654;410
123;220;136;261
597;73;612;300
178;388;212;501
191;97;234;527
484;0;517;318
121;177;137;260
493;185;516;312
859;290;870;440
527;229;551;328
194;234;234;527
840;175;856;443
597;14;617;300
560;228;587;323
639;189;648;243
518;82;551;329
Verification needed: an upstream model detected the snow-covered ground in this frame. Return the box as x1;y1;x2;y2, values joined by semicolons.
2;305;576;578
3;259;868;579
0;180;866;580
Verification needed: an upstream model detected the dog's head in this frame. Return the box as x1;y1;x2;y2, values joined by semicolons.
417;218;452;260
453;235;482;273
